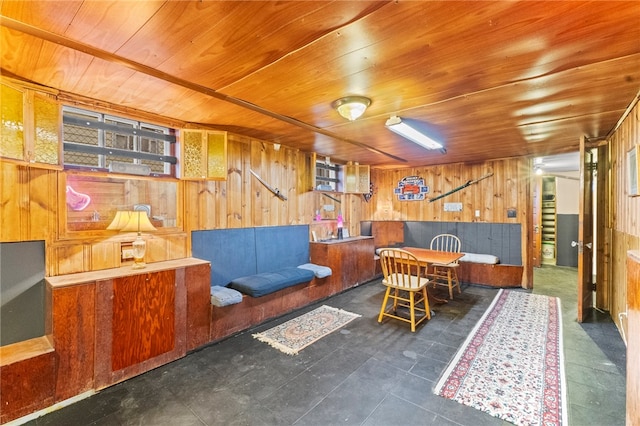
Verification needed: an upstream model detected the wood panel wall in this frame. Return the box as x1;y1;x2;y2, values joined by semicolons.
608;98;640;337
363;158;531;286
1;143;530;278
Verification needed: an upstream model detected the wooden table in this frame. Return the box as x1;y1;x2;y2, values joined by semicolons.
402;247;464;266
402;247;464;303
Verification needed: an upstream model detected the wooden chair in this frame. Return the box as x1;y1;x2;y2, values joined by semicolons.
377;248;431;332
429;234;462;299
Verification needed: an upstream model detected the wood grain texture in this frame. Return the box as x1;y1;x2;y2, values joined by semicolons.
627;251;640;426
52;283;95;401
371;221;405;248
2;2;638;168
310;237;376;294
0;347;56;423
457;262;524;288
111;270;175;371
185;263;211;351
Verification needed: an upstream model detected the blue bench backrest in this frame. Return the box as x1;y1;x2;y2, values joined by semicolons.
192;225;310;287
403;221;522;265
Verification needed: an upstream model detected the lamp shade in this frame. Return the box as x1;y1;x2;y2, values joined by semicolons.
331;96;371;121
107;211;133;230
120;211;157;233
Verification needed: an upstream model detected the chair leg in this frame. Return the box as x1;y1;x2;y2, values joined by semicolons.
378;287;391;323
454;269;461;294
409;291;416;332
422;287;431;320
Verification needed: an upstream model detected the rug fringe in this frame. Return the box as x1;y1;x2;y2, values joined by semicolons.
252;334;299;355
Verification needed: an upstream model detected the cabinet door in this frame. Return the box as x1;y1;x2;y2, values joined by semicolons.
1;81;26;161
94;269;187;389
32;94;61;166
180;129;227;180
1;79;61;168
344;164;370;193
205;130;227;180
111;271;176;371
181;129;207;179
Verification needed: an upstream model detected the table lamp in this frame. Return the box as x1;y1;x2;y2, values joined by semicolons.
109;210;157;269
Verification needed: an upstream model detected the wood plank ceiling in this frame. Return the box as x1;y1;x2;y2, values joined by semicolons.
1;1;639;169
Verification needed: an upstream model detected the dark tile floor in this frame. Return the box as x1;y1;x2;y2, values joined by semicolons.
24;265;625;426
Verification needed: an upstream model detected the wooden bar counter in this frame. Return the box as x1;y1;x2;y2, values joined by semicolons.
1;258;210;424
310;236;376;295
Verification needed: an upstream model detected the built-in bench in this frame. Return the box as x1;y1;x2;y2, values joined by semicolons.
192;225;334;342
456;252;523;288
362;220;524;288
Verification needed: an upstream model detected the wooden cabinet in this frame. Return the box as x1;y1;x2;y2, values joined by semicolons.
45;258;210;391
344;163;370;194
0;78;61;168
310;236;376;294
306;153;370;194
180;129;227;180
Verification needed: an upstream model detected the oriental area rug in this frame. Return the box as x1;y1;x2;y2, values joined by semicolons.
434;289;567;426
253;305;361;355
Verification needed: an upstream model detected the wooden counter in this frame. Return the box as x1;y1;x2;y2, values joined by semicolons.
310;236;376;295
1;258;211;424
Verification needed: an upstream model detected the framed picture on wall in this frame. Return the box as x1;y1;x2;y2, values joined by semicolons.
628;145;639;196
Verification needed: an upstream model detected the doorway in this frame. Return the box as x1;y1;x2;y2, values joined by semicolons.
533;152;581;269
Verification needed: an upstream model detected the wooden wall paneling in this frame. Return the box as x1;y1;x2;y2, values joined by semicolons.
94;278;114;389
250;140;268;226
0;339;56;424
240;139;254;228
0;163;27;242
607;100;640;338
90;240;120;270
627;250;640;426
165;233;188;260
482;162;496;222
51;243;88;275
27;167;57;241
226;134;244;228
52;282;95;401
292;149;307;224
145;236;166;264
185;263;211;351
182;180;199;231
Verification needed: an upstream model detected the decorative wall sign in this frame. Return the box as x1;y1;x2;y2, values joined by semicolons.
395;176;429;201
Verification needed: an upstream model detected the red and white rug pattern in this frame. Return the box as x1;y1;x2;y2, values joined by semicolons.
434;289;567;426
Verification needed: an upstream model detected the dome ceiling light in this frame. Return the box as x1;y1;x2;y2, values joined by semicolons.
331;96;371;121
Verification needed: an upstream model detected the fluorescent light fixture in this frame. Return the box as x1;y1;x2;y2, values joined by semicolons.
385;116;443;149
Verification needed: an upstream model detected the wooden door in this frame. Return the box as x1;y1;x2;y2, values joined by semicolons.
577;136;595;322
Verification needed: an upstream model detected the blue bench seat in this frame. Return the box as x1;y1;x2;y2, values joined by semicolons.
229;267;315;297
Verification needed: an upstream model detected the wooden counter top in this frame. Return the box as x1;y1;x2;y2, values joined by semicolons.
311;235;373;245
46;257;210;288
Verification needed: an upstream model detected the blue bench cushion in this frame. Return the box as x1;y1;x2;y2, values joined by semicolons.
210;285;243;307
297;263;332;279
229;267;315;297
